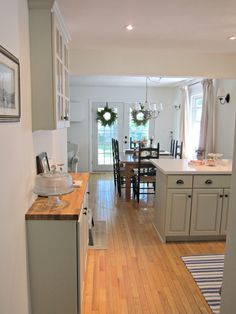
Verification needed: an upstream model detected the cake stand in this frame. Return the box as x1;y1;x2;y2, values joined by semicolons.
33;172;73;209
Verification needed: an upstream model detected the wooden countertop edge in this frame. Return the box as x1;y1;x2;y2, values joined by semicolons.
25;213;79;220
25;172;89;221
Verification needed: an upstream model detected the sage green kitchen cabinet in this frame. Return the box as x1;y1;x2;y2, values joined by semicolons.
26;173;89;314
220;189;230;235
154;169;231;242
165;189;192;236
190;189;223;236
28;1;70;130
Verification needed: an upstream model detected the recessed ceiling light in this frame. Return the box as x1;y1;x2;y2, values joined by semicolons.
125;24;134;31
228;36;236;40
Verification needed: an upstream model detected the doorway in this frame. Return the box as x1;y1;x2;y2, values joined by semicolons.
92;101;150;172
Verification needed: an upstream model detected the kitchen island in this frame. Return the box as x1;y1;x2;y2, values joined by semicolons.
151;159;232;242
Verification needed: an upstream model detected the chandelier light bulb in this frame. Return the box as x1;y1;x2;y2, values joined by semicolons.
125;24;134;31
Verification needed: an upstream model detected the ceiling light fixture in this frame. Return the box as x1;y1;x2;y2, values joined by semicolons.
228;36;236;40
134;77;163;119
125;24;134;31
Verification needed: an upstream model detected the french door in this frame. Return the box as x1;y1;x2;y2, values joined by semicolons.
92;101;150;172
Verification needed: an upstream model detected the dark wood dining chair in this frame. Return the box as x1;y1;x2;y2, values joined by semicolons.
175;140;183;159
113;139;128;197
170;139;176;156
133;143;160;203
112;138;117;189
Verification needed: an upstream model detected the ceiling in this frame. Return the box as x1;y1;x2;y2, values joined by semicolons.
57;0;236;54
70;75;191;87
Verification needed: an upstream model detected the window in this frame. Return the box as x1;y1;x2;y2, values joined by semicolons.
187;84;203;158
97;107;118;165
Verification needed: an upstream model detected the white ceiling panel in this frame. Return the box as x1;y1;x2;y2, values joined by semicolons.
57;0;236;54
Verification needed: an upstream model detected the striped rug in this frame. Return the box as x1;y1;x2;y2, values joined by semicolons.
181;254;224;314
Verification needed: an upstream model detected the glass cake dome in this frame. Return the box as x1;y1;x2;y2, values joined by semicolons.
33;171;73;209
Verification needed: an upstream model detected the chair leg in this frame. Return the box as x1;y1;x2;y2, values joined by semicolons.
132;181;136;198
136;181;140;203
113;170;117;189
117;173;121;197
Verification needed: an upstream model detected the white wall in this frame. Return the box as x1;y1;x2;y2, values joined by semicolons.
221;116;236;313
68;84;177;171
214;79;236;158
0;1;33;314
172;87;181;140
33;129;68;171
0;1;68;314
70;48;236;78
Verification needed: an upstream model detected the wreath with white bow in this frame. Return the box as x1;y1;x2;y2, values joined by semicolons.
131;105;150;126
96;103;117;127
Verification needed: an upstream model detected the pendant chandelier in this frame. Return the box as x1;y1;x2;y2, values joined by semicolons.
134;77;163;119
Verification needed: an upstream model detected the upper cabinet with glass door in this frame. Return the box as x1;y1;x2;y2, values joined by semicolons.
28;0;71;130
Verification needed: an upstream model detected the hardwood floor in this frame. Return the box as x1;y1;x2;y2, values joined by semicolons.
83;173;225;314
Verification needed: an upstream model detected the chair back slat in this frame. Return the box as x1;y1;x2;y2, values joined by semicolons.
175;140;183;159
138;143;160;161
170;139;176;156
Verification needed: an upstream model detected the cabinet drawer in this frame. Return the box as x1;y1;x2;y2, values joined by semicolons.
167;175;193;188
193;175;231;188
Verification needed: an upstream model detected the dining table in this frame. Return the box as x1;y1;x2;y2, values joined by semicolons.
120;149;171;201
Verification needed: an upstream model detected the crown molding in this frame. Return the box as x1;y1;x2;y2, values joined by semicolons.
52;2;71;42
28;0;55;9
28;0;71;42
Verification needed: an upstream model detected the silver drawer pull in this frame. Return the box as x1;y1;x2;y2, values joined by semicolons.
205;179;213;184
176;179;184;184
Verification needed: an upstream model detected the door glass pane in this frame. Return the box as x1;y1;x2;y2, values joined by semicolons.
97;108;118;165
129;108;149;141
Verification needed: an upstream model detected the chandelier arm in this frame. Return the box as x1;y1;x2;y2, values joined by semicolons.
145;77;148;103
134;77;163;120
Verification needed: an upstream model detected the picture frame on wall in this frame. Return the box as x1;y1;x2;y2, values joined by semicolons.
0;45;20;122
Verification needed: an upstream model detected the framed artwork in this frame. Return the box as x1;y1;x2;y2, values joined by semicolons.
36;152;50;174
0;45;20;122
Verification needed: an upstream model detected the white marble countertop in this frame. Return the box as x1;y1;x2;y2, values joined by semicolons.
151;158;232;175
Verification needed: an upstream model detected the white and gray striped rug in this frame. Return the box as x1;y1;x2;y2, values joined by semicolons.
182;254;224;314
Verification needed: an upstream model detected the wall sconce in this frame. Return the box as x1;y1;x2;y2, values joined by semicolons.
217;88;230;105
174;104;181;110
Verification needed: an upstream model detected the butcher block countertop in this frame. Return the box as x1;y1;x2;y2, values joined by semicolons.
25;172;89;221
151;159;232;175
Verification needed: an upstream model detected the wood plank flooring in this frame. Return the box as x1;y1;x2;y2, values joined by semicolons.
83;173;225;314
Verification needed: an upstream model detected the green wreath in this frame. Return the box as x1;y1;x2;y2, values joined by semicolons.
96;103;117;127
131;106;150;126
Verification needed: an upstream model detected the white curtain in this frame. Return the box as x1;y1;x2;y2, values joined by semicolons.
179;86;189;158
198;79;215;155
